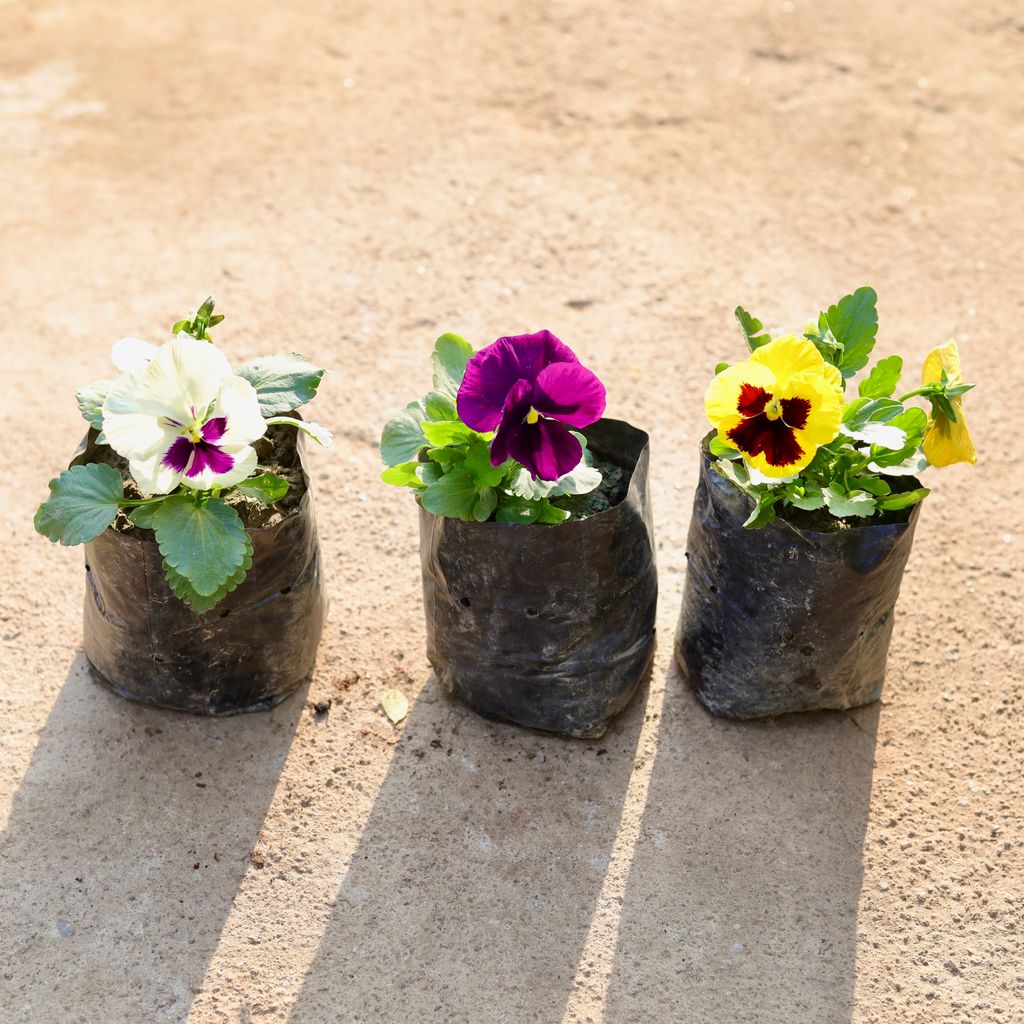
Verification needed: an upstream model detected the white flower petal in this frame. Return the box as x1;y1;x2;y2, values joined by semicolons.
841;422;907;450
748;467;796;486
134;336;233;423
102;370;180;461
128;452;183;496
111;337;158;372
178;444;258;491
214;376;267;446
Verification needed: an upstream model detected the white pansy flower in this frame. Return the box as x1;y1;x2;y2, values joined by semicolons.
101;335;266;495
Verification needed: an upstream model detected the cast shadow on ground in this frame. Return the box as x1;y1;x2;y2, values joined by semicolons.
287;671;652;1023
0;653;307;1024
601;660;880;1024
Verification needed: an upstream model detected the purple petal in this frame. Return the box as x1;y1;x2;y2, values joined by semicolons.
507;419;583;481
185;441;235;478
532;362;607;428
488;379;534;467
457;330;578;432
202;416;228;442
162;436;194;473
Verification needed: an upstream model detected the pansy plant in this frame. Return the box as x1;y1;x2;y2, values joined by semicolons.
35;298;332;611
381;330;607;524
706;286;976;528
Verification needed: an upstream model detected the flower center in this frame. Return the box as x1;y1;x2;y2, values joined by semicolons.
525;406;541;425
764;397;784;421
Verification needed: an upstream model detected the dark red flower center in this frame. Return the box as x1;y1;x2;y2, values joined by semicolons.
727;387;812;468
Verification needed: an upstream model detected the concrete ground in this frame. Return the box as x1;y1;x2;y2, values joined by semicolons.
1;1;1022;1021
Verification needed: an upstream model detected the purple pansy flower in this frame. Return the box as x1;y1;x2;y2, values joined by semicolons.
457;330;606;480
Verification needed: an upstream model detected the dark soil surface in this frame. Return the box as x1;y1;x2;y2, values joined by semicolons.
553;454;630;521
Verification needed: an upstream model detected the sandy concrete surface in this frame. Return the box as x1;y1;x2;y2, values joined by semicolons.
1;1;1022;1021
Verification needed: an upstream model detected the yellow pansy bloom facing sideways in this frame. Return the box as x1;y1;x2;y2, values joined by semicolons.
921;340;977;467
705;335;843;478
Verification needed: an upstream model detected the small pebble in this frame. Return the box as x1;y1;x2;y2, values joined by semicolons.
55;920;75;938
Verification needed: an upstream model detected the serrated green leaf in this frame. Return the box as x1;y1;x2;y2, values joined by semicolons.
876;487;929;511
417;462;445;485
424;390;458;421
235;353;325;416
421;419;478;448
843;396;902;429
535;499;571;524
129;502;162;530
472;487;498;522
35;463;123;546
823;484;877;518
858;355;903;398
162;534;254;612
381;461;426;489
420;468;479;519
76;380;113;431
735;307;771;351
785;486;825;511
431;333;474;396
380;401;426;466
153;495;248;596
234;472;289;505
463;438;507;488
820;287;878;378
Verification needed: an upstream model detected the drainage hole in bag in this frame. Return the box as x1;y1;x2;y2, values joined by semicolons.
459;596;471;608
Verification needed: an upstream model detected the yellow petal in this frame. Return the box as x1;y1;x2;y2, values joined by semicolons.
922;339;964;386
923;400;977;466
823;361;844;397
784;374;843;448
750;334;826;389
745;444;816;477
704;360;775;427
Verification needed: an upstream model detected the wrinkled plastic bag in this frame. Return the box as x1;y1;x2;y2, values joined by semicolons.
419;419;658;738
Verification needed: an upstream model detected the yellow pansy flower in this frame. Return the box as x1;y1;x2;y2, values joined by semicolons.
706;335;843;477
922;340;976;466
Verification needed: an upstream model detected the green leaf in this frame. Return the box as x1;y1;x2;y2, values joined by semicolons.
421;419;478;448
709;436;741;460
735;307;771;351
850;475;892;497
743;490;778;529
714;361;730;375
431;333;474;396
820;287;878;378
234;472;289;505
265;416;333;447
380;402;427;466
235;353;325;415
381;461;426;489
472;487;498;522
420;468;479;519
162;533;254;613
76;380;113;432
858;355;903;398
535;499;571;524
496;496;541;524
823;484;877;518
785;486;825;511
843;397;902;429
463;438;507;488
509;462;602;499
424;390;458;421
876;487;929;511
35;463;123;546
153;496;249;597
129;502;161;530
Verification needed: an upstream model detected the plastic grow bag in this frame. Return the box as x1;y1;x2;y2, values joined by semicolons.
676;439;922;719
419;418;658;739
74;430;327;715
